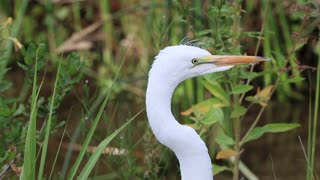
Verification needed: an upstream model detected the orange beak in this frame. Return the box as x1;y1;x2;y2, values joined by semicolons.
198;55;270;66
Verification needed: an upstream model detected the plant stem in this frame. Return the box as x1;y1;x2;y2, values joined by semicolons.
307;82;313;180
231;1;241;51
231;2;243;179
233;116;241;180
309;36;320;179
240;106;266;145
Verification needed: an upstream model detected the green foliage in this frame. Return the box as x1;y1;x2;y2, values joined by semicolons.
177;0;317;178
230;84;253;95
17;43;47;85
0;38;138;179
0;42;85;178
0;18;13;92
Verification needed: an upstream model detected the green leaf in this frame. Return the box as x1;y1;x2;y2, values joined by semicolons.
244;123;300;143
245;96;256;103
230;105;247;118
285;76;305;84
215;130;235;147
202;107;224;125
213;164;232;175
239;71;260;79
230;84;253;94
204;72;225;82
17;61;29;70
186;98;226;114
201;79;230;105
13;104;25;117
195;29;212;36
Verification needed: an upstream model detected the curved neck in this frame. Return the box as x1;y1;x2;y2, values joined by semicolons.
146;72;213;180
146;73;178;135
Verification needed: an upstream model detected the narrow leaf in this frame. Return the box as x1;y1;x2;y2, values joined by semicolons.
239;71;260;79
212;164;232;175
230;105;247;118
78;110;142;179
181;98;227;116
68;88;110;179
38;58;62;180
231;84;253;94
20;51;41;180
285;76;305;84
256;85;273;98
201;79;230;105
244;123;300;143
68;49;126;179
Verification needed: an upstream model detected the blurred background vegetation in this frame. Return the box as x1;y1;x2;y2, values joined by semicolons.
0;0;319;179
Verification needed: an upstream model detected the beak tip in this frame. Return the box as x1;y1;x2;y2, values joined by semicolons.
259;56;271;61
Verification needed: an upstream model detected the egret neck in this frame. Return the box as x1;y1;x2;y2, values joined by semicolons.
146;68;213;180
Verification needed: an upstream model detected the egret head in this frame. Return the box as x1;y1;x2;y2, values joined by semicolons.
149;45;269;85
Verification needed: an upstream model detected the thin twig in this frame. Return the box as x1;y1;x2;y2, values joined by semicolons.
0;154;21;179
269;155;277;180
240;106;266;145
298;136;315;180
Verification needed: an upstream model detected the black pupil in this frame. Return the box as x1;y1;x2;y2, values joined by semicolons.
193;59;197;64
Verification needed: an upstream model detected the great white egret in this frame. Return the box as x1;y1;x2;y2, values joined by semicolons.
146;45;268;180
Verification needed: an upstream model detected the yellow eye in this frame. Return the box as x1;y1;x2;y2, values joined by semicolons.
191;58;198;64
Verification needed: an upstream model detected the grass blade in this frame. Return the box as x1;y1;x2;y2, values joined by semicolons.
309;37;320;179
78;109;143;179
68;46;127;179
67;82;112;179
37;59;62;179
49;115;70;180
20;52;40;180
